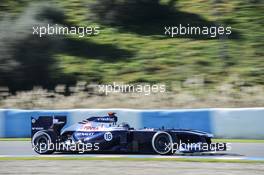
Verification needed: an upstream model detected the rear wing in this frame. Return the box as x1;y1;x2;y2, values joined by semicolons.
31;116;67;138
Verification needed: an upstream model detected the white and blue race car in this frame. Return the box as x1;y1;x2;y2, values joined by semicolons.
31;112;226;155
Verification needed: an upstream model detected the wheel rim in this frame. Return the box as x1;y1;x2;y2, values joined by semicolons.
152;132;172;155
33;134;50;154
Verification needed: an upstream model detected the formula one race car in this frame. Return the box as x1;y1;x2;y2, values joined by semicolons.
31;112;226;155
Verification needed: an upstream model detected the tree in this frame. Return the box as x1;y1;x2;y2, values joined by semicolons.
89;0;178;25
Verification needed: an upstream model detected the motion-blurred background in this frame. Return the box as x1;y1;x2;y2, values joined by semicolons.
0;0;263;109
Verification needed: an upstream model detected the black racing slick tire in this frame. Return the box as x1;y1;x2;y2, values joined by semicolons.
32;130;56;154
152;131;173;155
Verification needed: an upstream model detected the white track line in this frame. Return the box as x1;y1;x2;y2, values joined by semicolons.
1;154;264;161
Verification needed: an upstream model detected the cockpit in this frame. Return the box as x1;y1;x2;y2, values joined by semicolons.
79;112;118;124
78;112;130;129
61;113;131;134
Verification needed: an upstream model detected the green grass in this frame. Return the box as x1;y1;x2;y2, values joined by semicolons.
0;138;31;141
0;156;263;163
57;0;264;87
1;0;263;90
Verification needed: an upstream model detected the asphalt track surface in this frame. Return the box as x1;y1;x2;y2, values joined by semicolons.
0;160;263;175
0;141;264;159
0;141;263;175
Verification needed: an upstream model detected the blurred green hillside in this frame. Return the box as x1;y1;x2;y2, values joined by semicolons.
0;0;263;92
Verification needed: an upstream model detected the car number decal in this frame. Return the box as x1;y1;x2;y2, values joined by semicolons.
104;132;113;141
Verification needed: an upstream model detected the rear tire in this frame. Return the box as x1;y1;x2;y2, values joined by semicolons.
152;131;173;155
32;131;55;154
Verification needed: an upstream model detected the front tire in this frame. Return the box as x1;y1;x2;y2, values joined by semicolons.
152;131;173;155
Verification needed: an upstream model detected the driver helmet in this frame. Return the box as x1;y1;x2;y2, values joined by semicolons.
108;112;116;116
